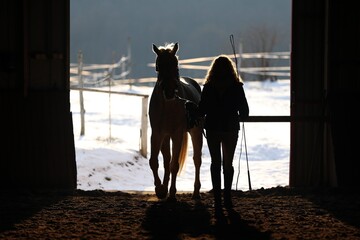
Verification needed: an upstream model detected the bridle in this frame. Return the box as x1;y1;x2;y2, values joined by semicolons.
156;77;181;102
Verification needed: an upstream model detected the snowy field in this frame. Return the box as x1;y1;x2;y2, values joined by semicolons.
70;79;290;192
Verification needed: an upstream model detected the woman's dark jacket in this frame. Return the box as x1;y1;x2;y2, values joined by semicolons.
198;81;249;132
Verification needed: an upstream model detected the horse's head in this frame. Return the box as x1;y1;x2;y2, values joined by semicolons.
152;43;180;100
153;42;179;73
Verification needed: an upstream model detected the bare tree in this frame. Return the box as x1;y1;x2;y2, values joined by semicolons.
242;23;278;81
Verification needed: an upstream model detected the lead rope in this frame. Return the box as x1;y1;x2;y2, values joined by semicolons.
230;34;252;191
177;93;207;138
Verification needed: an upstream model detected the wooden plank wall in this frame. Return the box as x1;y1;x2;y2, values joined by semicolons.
1;92;76;189
0;0;76;190
291;0;360;188
327;1;360;187
290;0;331;187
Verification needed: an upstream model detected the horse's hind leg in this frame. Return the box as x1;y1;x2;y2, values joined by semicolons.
189;126;203;199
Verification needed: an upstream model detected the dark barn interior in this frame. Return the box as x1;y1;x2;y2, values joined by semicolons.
1;0;358;191
1;0;76;190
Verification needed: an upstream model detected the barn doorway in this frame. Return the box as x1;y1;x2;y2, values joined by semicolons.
69;0;291;192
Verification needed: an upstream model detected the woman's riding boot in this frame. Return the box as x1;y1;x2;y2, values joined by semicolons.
224;167;234;209
211;164;222;211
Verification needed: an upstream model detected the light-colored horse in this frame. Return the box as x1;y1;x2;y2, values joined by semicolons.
149;42;203;201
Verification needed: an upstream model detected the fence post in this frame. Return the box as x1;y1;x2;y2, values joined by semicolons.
78;50;85;136
238;41;243;71
140;96;148;158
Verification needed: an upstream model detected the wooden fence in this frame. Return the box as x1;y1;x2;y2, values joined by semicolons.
71;87;149;158
70;49;290;159
70;50;150;158
148;51;290;79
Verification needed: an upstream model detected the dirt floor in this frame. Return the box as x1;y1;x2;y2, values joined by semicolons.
1;187;359;240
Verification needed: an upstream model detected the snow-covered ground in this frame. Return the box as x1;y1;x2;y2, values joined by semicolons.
71;79;290;192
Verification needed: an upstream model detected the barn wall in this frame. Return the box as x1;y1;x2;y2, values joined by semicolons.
291;0;360;188
0;0;76;190
327;1;360;187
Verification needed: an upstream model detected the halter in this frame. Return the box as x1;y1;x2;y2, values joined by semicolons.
156;77;181;101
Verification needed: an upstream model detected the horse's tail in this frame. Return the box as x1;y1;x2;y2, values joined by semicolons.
178;132;188;175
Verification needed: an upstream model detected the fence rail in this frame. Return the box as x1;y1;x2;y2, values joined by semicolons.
148;51;291;78
71;87;149;158
70;49;131;87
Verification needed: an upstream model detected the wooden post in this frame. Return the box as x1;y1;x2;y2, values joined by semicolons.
108;74;112;142
238;41;243;72
78;50;85;136
140;96;148;158
108;52;114;142
127;37;132;89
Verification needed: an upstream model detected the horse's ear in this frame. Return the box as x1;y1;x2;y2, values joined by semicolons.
152;44;160;55
171;42;179;55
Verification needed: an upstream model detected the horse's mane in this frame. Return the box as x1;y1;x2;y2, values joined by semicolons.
158;42;176;51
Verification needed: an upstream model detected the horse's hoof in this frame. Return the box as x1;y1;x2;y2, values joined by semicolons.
155;185;168;199
166;196;177;203
192;193;201;200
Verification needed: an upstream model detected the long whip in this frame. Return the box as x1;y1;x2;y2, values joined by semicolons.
230;34;252;191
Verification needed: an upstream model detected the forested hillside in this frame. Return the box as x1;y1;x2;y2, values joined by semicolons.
70;0;291;78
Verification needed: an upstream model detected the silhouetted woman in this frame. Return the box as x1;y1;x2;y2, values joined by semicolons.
198;55;249;211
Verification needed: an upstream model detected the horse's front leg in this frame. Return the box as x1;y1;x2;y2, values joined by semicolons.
189;126;203;200
161;135;171;195
149;132;166;199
